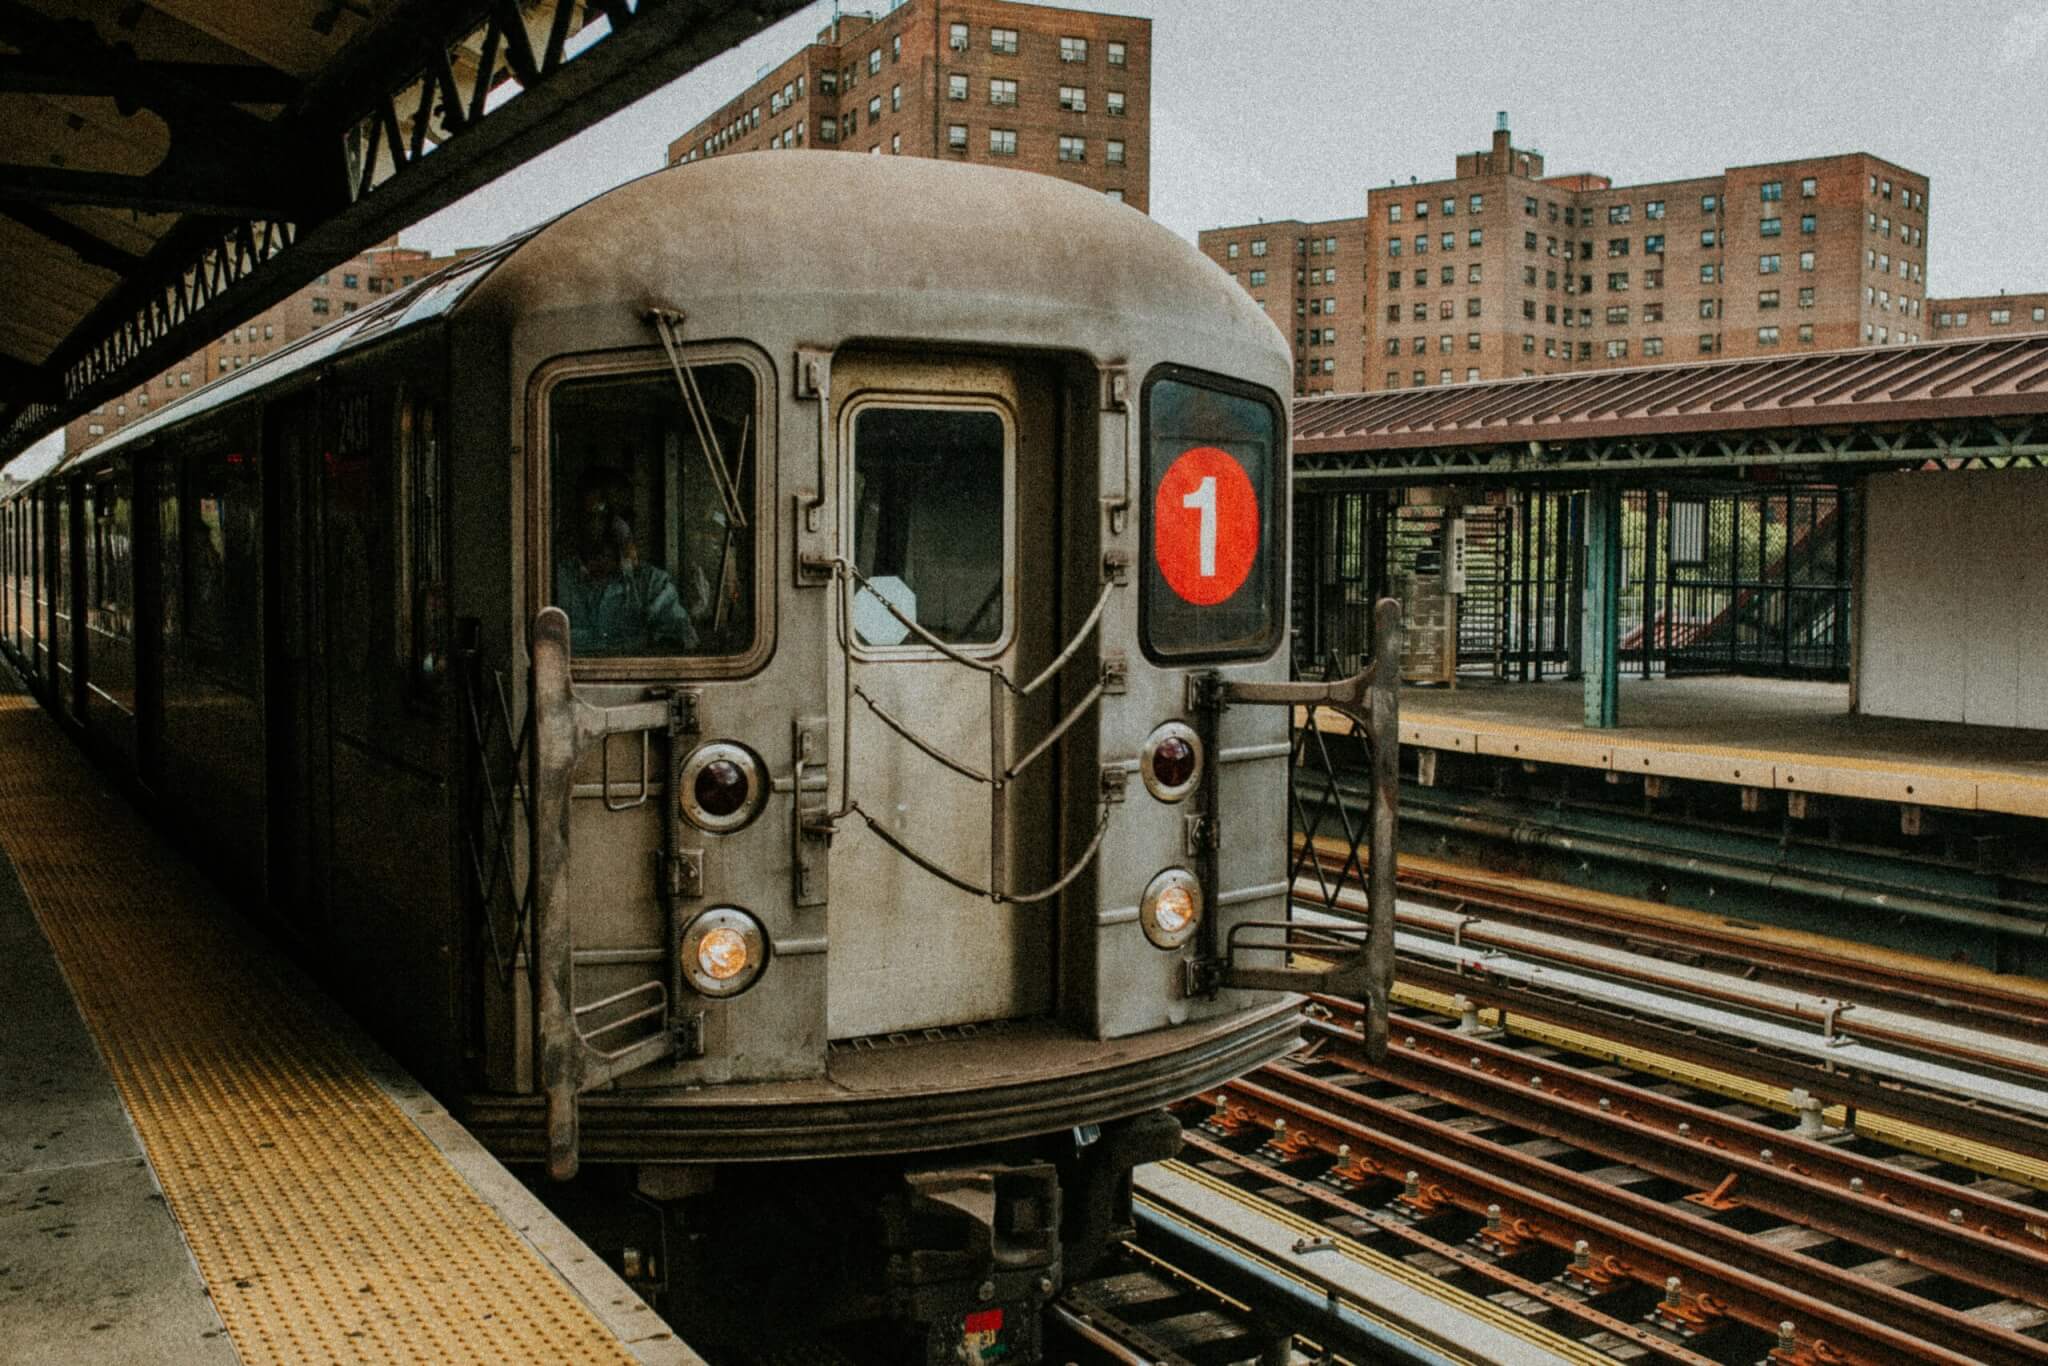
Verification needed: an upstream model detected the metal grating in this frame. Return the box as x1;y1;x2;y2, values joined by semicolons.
0;694;640;1364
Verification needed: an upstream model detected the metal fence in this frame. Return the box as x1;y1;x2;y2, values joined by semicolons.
1292;484;1852;683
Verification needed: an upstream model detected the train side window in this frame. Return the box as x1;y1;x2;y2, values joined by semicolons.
181;449;260;686
549;363;758;660
849;405;1007;648
1139;370;1283;662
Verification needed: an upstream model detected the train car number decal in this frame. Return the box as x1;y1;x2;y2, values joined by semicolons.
1153;444;1258;605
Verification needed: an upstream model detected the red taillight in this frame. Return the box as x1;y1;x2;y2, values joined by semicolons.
694;759;749;818
1151;735;1196;790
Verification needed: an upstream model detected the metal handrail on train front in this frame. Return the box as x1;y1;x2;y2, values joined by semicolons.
529;606;681;1180
826;556;1124;905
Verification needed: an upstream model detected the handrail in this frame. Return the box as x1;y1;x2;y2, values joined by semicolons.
849;800;1113;906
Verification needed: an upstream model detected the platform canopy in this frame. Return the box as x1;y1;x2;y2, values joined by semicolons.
1295;333;2048;483
0;0;808;467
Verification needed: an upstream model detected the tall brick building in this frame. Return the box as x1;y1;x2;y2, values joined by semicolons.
1928;291;2048;340
1196;218;1366;397
68;242;459;451
665;0;1150;211
1209;118;1930;393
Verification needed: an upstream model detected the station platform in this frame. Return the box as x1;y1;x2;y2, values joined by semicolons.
0;686;699;1365
1380;675;2048;818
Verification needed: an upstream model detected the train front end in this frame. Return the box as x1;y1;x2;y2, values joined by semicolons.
455;153;1393;1357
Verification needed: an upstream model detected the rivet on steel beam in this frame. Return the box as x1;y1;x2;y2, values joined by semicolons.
1485;1204;1502;1231
1336;1144;1351;1162
1470;1055;1483;1068
1778;1321;1797;1351
1849;1177;1865;1194
1677;1122;1691;1137
1598;1097;1611;1111
1572;1240;1591;1270
1663;1276;1682;1309
1949;1208;1964;1224
1404;1035;1418;1049
1759;1149;1774;1163
1404;1170;1420;1198
1530;1075;1543;1088
1273;1118;1287;1137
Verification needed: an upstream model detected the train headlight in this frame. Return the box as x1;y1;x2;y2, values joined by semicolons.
1140;868;1202;950
680;907;768;997
1140;722;1203;803
680;742;764;833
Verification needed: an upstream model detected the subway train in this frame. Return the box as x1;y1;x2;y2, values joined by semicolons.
0;152;1392;1361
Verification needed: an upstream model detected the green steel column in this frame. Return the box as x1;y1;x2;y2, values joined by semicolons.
1583;481;1621;728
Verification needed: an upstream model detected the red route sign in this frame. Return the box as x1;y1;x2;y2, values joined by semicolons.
1153;445;1259;606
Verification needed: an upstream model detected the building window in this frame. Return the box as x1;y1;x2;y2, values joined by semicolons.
1412;303;1426;321
1760;217;1781;237
950;22;968;50
1799;251;1815;271
948;73;967;99
343;272;359;288
1438;333;1453;353
1991;307;2012;325
1250;238;1268;257
1645;199;1665;220
1060;35;1087;62
989;128;1016;156
312;297;331;313
1057;134;1084;162
1699;334;1716;353
1644;234;1664;254
1523;196;1538;216
1800;214;1816;234
1759;289;1780;309
990;78;1016;105
1059;84;1087;112
1643;337;1665;357
1468;228;1483;248
1414;370;1427;385
1388;204;1402;223
1760;180;1783;202
1757;325;1781;345
1759;254;1781;273
1644;302;1664;322
1106;90;1125;116
1607;237;1630;257
1605;339;1629;359
1700;299;1719;318
892;35;901;61
1107;139;1125;164
1701;193;1718;214
1522;334;1535;353
891;84;901;111
1523;231;1537;250
1415;234;1429;255
1607;272;1629;291
1249;269;1266;287
991;26;1017;54
1798;323;1814;343
1798;286;1815;308
1468;264;1483;283
868;48;881;75
1607;204;1632;224
1800;176;1817;197
1470;193;1484;213
2035;307;2046;323
891;133;901;154
868;95;881;120
1522;298;1537;320
1700;228;1717;247
1389;238;1403;258
1415;199;1429;219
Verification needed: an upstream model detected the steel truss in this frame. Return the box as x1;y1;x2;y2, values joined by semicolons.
0;0;809;461
1296;416;2048;484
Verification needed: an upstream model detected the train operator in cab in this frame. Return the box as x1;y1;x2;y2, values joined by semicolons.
556;469;695;656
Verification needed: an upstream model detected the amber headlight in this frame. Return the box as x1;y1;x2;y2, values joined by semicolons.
680;907;768;998
680;742;764;833
1140;721;1202;803
1140;868;1202;950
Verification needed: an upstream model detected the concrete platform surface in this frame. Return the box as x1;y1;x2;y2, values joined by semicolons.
1392;676;2048;817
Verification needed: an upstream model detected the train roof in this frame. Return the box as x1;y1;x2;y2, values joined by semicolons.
41;153;1284;484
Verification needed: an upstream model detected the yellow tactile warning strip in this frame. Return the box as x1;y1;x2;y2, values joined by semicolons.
1146;1160;1612;1366
1380;706;2048;818
1393;980;2048;1193
0;695;638;1365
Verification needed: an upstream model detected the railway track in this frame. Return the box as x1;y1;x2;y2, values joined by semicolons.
1188;1001;2048;1363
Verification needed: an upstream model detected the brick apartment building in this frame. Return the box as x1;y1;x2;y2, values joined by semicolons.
68;242;458;451
665;0;1150;211
1196;218;1367;396
1209;118;1930;393
1928;291;2048;340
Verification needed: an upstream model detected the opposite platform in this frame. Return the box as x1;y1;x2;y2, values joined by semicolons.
0;687;701;1365
1366;675;2048;818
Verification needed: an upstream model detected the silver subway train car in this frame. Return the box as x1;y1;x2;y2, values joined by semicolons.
0;153;1392;1359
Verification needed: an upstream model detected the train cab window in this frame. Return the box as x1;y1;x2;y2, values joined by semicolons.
1140;371;1282;662
550;363;758;660
849;405;1007;648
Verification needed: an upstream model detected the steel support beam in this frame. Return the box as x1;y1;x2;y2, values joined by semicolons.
1581;480;1620;727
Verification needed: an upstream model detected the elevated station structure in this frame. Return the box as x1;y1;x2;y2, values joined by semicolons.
0;0;810;466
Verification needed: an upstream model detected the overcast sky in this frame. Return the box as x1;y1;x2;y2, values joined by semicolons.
409;0;2048;300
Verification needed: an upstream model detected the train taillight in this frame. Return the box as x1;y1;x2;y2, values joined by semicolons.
1140;722;1202;802
1140;869;1202;950
680;742;765;832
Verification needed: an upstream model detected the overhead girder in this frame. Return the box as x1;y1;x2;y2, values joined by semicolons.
0;0;811;464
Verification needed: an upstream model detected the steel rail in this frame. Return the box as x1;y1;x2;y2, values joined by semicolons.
1328;837;2048;1039
1203;1074;2043;1365
1174;1130;1717;1365
1296;1007;2048;1305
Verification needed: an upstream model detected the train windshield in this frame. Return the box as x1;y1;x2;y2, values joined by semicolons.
1140;370;1283;661
549;364;757;659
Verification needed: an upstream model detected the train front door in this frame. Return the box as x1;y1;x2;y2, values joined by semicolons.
262;395;331;930
829;354;1061;1040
